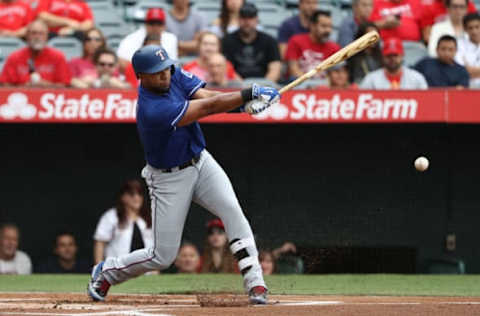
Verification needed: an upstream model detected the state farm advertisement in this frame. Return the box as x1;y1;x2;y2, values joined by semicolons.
0;88;470;123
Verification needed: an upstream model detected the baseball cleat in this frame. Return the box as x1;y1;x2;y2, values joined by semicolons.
87;261;110;301
248;285;268;305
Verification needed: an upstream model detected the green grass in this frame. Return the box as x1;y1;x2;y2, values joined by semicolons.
1;274;480;296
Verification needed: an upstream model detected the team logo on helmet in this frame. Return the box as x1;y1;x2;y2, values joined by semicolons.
155;49;166;60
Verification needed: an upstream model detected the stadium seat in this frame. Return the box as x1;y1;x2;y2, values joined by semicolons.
94;10;132;38
0;37;26;71
402;41;428;67
48;37;83;60
191;2;221;26
106;35;123;51
276;255;304;274
259;11;293;39
426;258;466;274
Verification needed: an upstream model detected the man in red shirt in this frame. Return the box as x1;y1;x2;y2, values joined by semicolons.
285;10;340;80
0;19;71;86
0;0;34;38
370;0;426;41
37;0;93;37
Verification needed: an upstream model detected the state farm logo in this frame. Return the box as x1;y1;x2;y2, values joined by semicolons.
0;93;37;120
253;93;418;121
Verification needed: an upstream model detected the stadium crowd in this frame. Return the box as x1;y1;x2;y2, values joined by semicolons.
0;179;301;275
0;0;478;89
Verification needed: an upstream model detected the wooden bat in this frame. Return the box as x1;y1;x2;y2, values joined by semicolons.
278;31;380;94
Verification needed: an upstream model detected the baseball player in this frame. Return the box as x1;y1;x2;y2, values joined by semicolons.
87;45;280;304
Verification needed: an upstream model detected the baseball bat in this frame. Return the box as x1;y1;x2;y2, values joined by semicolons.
278;31;380;94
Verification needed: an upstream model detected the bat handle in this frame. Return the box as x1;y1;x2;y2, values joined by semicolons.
278;69;318;94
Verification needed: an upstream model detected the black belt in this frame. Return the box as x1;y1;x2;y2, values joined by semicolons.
161;154;201;173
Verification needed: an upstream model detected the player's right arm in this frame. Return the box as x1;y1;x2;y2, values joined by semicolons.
93;241;106;264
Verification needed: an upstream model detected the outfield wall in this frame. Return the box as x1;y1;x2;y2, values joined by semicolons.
0;123;478;273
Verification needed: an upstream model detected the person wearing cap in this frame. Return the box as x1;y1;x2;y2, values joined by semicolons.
222;2;281;82
360;37;428;89
166;0;207;56
285;10;340;81
116;7;178;71
200;219;237;273
415;34;469;88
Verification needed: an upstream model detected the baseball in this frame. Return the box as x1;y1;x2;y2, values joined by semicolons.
414;156;429;172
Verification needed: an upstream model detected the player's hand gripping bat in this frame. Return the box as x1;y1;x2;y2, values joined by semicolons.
278;31;381;94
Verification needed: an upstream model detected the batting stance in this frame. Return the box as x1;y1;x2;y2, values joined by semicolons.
87;45;280;304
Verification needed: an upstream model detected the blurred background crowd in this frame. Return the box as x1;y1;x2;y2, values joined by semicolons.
0;0;478;90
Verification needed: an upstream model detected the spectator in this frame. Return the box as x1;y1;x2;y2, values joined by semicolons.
117;8;178;70
167;0;207;56
416;34;469;87
285;10;340;80
69;27;106;87
0;20;71;87
174;242;201;273
36;231;90;273
183;31;240;82
338;0;373;47
93;179;153;264
259;250;275;275
347;22;383;83
89;48;131;89
209;0;244;38
422;0;476;28
222;2;281;82
206;53;242;88
370;0;426;42
37;0;93;38
327;62;359;89
361;37;428;89
0;0;34;38
278;0;318;58
428;0;468;56
0;223;32;275
200;219;237;273
455;13;480;87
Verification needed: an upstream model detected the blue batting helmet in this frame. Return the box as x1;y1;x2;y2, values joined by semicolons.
131;45;176;75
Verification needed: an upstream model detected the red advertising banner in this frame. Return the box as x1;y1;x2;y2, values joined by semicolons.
0;88;475;123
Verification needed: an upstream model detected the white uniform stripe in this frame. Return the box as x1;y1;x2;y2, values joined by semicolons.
238;256;257;271
188;81;204;97
171;101;189;127
230;237;255;254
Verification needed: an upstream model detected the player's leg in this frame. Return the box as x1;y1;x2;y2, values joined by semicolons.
192;150;267;303
88;166;197;301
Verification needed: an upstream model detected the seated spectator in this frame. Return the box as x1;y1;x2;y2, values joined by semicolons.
200;219;237;273
222;2;281;82
206;53;242;88
370;0;426;42
347;22;383;83
415;35;469;87
0;0;34;38
422;0;476;28
174;242;201;273
36;230;90;273
455;13;480;88
0;223;32;275
428;0;468;56
167;0;207;56
183;31;240;82
327;62;359;89
117;8;178;71
37;0;93;38
285;10;340;81
0;20;71;87
209;0;244;38
69;27;106;86
338;0;373;47
360;37;428;89
278;0;318;57
93;179;153;264
259;250;275;275
72;48;131;89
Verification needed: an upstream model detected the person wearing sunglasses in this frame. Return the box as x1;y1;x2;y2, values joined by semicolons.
69;27;105;88
91;48;131;89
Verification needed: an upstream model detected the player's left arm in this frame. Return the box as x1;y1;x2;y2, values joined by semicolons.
191;88;222;99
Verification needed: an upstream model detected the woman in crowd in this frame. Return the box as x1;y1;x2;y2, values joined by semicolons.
174;242;201;273
259;250;275;275
183;31;241;82
93;179;152;264
209;0;244;37
347;22;382;84
200;219;237;273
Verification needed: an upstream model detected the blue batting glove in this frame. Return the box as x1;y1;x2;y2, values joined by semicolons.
252;83;280;105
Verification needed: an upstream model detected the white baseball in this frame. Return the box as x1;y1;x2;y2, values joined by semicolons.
414;156;429;172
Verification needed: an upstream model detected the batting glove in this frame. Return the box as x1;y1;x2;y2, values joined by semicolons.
243;100;271;114
252;83;280;105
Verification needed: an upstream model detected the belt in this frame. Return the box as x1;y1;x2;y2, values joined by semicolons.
161;154;201;173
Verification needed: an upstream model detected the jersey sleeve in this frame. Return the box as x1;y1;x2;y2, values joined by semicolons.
277;19;291;43
54;53;72;85
178;68;206;98
93;210;116;242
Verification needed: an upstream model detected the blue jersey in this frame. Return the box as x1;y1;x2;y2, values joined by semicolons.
136;67;206;169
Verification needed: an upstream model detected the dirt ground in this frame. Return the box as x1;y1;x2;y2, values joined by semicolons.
1;292;480;316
